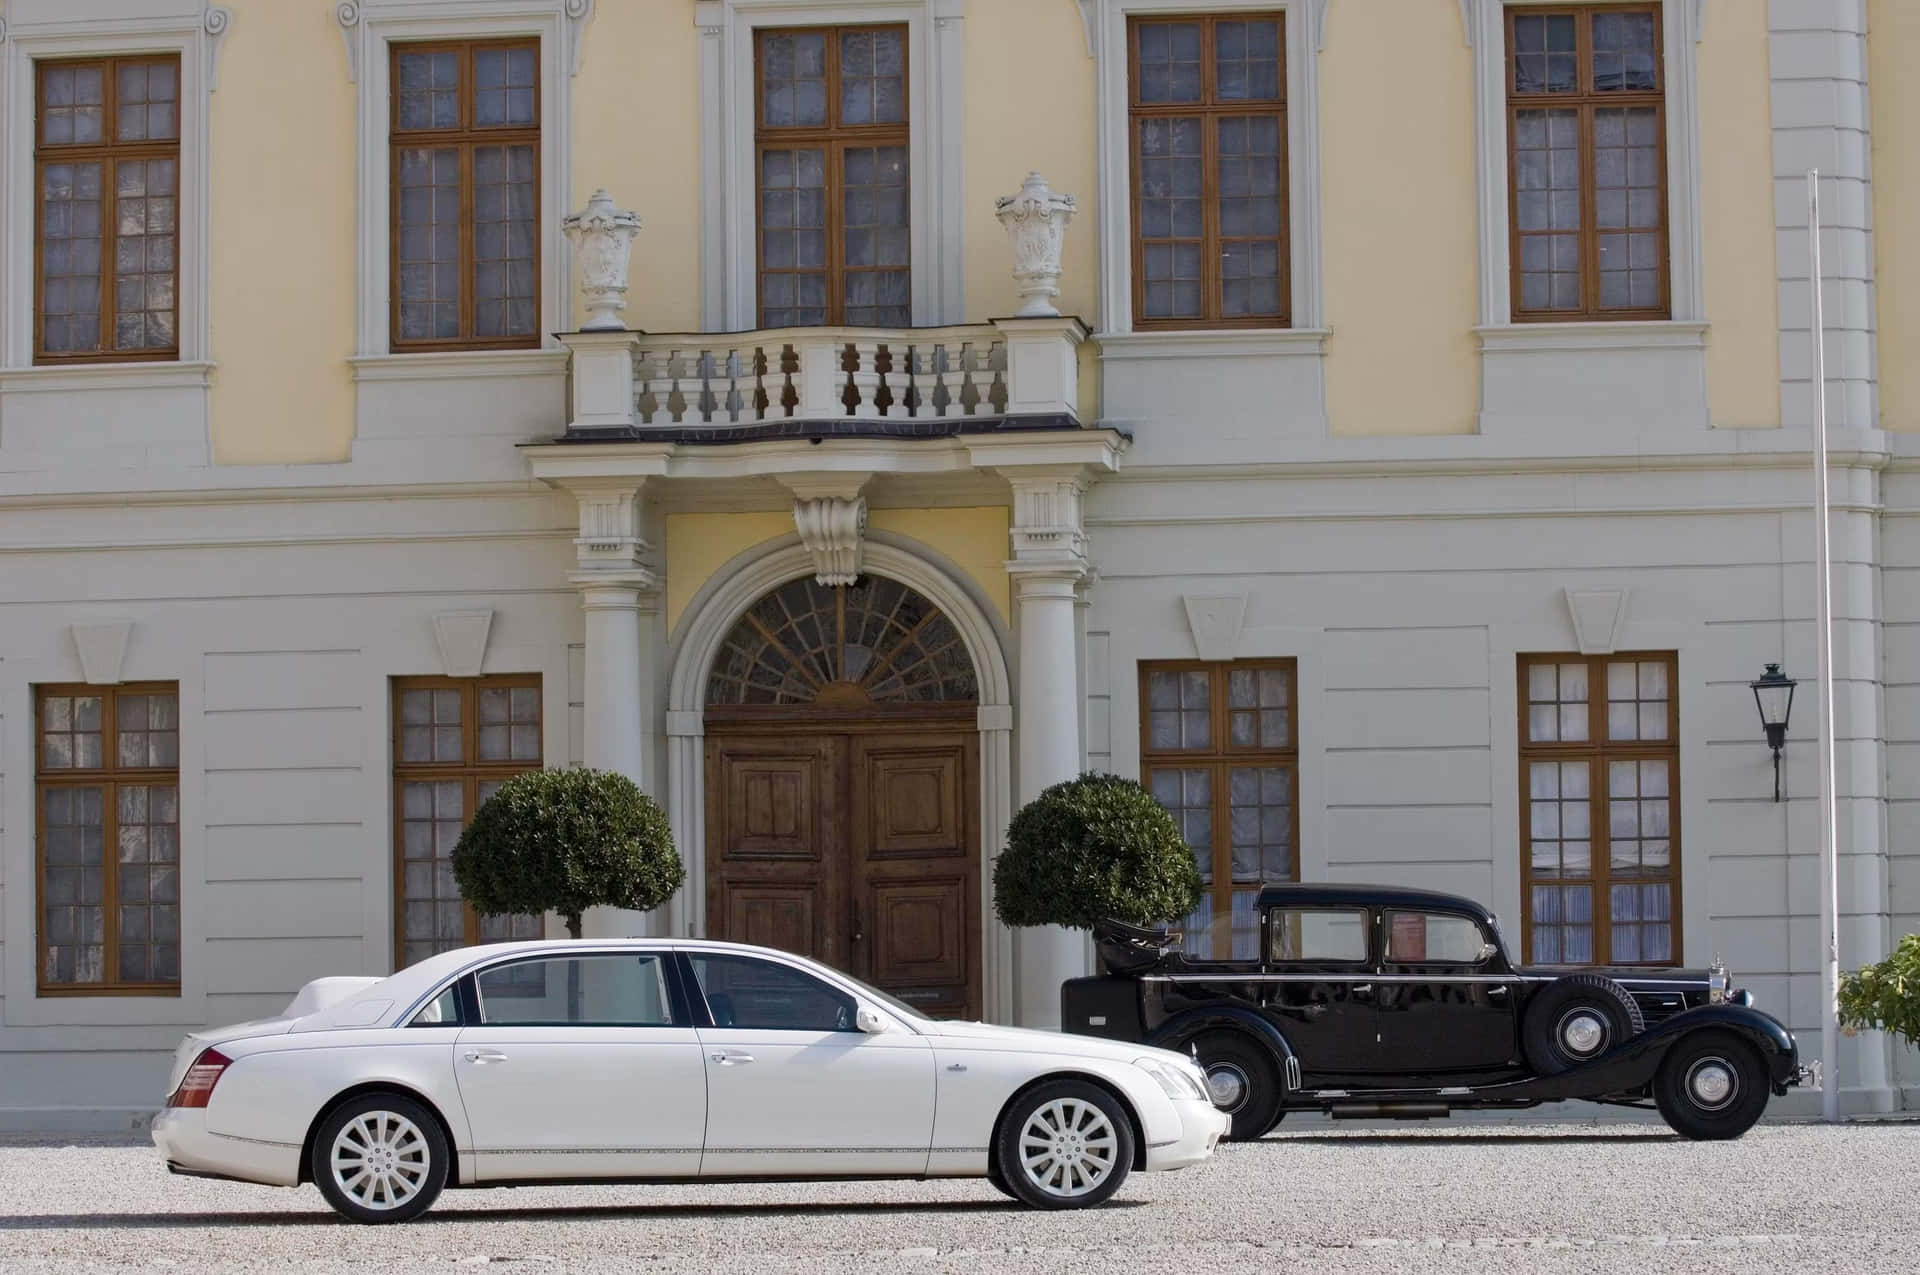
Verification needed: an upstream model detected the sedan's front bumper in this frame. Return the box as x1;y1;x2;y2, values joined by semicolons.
152;1107;300;1187
1143;1098;1229;1172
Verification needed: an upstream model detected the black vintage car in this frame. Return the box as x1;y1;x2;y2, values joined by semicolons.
1063;883;1811;1141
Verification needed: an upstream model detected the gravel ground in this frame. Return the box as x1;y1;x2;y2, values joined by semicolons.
0;1121;1915;1275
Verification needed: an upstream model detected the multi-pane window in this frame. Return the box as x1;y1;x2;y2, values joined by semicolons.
389;41;539;350
392;676;544;967
1506;5;1667;319
36;685;181;994
755;26;910;328
1129;15;1287;329
1141;660;1297;960
33;57;180;362
1519;653;1680;965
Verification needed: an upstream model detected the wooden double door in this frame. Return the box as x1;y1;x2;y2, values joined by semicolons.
705;720;981;1019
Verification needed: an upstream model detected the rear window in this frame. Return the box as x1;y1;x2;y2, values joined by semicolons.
1386;911;1489;964
1267;908;1370;963
409;986;460;1027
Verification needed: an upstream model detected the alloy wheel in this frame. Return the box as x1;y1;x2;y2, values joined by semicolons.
1018;1097;1118;1198
329;1110;431;1211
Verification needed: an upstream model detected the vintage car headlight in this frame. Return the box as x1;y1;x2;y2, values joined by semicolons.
1708;963;1730;1004
1135;1056;1211;1103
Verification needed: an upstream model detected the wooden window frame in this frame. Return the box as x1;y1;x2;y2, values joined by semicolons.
1516;651;1682;967
1126;13;1289;332
1504;3;1669;322
390;674;543;969
1140;658;1300;958
32;55;182;366
387;39;541;354
35;682;182;997
752;23;911;329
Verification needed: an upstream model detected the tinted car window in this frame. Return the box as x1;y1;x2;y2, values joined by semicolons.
1268;908;1370;963
473;954;678;1027
688;953;856;1031
1386;912;1489;964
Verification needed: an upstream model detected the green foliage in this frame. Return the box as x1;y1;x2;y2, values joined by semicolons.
453;767;682;939
992;772;1204;931
1839;932;1920;1048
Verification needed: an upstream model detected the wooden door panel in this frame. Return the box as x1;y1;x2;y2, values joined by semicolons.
863;750;964;858
707;736;844;967
723;885;818;959
867;876;970;1017
850;733;980;1018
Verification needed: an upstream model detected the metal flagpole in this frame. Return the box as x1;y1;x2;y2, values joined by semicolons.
1808;169;1841;1123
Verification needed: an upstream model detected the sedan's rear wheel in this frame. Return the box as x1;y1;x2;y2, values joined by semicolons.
993;1080;1135;1210
311;1092;448;1223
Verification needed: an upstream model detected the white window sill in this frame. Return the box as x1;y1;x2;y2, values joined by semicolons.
1096;328;1330;361
1474;320;1709;355
349;349;570;382
0;361;215;394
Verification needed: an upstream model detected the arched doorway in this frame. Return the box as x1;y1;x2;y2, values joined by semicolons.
703;574;983;1018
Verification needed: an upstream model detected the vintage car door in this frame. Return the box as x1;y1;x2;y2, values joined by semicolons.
683;950;936;1177
1374;908;1521;1070
1257;904;1386;1073
453;950;709;1181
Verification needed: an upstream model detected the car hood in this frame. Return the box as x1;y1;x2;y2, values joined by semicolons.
917;1018;1189;1066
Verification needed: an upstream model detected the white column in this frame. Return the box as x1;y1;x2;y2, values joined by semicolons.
1000;464;1103;1030
566;482;660;938
1011;568;1088;1029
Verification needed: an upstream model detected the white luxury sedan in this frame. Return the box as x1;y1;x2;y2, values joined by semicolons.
153;939;1228;1222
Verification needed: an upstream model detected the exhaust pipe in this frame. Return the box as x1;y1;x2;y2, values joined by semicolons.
1329;1102;1452;1120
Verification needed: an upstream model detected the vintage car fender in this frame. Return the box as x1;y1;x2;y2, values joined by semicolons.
1517;1003;1800;1102
1146;1006;1298;1086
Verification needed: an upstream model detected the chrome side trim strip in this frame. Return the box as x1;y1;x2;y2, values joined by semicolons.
473;1147;702;1156
1143;972;1708;987
211;1132;301;1149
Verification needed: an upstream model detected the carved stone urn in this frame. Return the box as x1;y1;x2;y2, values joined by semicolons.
562;189;643;331
994;172;1077;318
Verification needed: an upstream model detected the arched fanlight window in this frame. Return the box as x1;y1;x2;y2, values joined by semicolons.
706;576;978;707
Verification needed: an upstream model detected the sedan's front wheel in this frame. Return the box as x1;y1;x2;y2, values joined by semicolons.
993;1080;1134;1210
311;1092;449;1223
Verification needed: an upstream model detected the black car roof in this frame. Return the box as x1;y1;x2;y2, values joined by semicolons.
1255;882;1498;923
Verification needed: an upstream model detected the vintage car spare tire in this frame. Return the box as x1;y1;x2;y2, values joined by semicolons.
1520;973;1645;1075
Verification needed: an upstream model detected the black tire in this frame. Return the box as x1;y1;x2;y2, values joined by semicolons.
1520;973;1645;1075
1190;1031;1283;1142
1653;1031;1770;1141
310;1092;449;1224
992;1079;1135;1210
984;1156;1019;1201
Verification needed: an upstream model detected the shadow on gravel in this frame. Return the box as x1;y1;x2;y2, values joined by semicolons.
1267;1132;1676;1146
1;1198;1149;1230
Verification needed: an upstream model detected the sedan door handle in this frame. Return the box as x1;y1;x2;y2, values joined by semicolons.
710;1051;754;1066
463;1050;508;1065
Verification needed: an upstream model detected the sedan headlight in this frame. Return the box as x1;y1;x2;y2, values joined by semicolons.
1135;1056;1210;1103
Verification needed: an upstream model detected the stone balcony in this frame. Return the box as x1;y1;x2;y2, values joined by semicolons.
551;176;1089;443
558;317;1086;443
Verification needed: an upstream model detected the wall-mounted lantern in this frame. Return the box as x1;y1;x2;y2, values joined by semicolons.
1750;663;1797;802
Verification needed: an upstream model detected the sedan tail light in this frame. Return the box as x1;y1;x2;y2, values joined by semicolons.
167;1048;233;1108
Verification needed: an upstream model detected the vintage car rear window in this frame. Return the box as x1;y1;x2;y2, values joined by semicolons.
1268;907;1370;963
1385;911;1489;964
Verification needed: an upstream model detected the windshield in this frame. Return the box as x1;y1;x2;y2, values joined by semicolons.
830;972;931;1023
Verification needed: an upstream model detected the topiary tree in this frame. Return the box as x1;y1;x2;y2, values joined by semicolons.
1839;932;1920;1050
993;771;1203;931
453;767;682;941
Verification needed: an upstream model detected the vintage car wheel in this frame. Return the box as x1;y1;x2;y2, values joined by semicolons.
992;1079;1135;1210
1520;973;1645;1075
310;1091;449;1224
1653;1031;1770;1141
1191;1031;1284;1141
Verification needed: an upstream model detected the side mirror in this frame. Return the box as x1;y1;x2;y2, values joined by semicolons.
855;1005;889;1035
